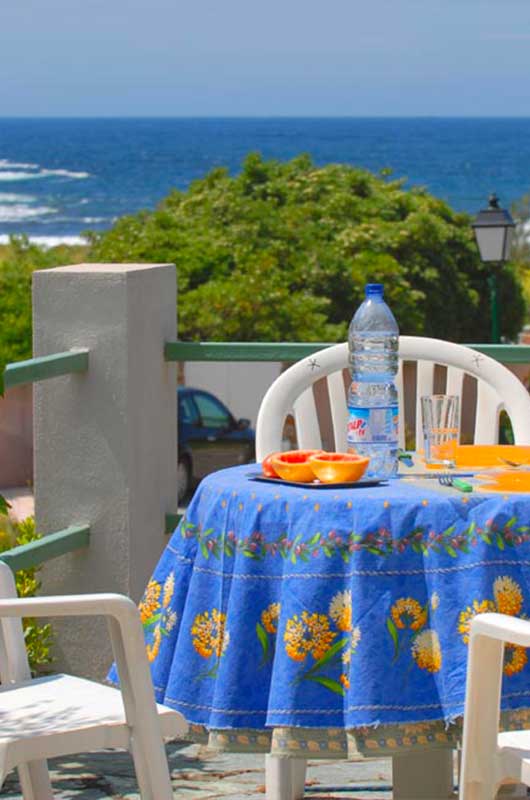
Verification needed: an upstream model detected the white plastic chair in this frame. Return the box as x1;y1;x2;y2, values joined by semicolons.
258;336;530;800
0;561;187;800
459;612;530;800
256;336;530;461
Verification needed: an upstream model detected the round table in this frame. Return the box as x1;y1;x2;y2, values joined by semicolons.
110;463;530;797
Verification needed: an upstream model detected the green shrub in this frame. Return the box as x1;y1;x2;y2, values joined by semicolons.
0;237;87;393
89;153;526;343
0;515;53;672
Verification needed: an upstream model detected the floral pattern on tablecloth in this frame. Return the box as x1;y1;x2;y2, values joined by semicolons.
108;464;530;743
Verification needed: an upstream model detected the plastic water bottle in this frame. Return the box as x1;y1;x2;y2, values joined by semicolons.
347;284;399;478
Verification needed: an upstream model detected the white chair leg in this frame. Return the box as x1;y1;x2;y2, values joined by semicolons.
459;631;505;800
292;758;307;799
17;760;54;800
266;755;306;800
130;734;173;800
462;785;494;800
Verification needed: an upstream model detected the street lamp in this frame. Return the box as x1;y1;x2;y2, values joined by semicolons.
471;194;515;344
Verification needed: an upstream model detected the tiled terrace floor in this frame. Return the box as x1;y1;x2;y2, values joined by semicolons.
0;743;393;799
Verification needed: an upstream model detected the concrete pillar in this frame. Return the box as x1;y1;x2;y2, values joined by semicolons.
393;749;454;799
33;263;177;680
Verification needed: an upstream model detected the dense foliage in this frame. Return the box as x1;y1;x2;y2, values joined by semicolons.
510;194;530;312
0;238;86;392
0;156;527;381
89;153;526;343
0;515;53;671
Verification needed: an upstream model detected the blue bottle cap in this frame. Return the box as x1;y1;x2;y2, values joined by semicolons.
365;283;384;296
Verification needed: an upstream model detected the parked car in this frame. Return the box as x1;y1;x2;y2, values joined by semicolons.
178;387;255;502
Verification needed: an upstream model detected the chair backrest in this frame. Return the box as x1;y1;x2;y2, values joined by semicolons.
0;562;32;684
256;336;530;461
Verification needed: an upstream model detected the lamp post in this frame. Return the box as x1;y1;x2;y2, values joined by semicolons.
471;194;515;344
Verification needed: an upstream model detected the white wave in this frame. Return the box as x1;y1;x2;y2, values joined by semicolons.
0;159;39;170
0;172;44;181
0;192;36;203
0;168;90;181
41;168;90;179
0;204;56;222
0;234;88;248
35;215;109;225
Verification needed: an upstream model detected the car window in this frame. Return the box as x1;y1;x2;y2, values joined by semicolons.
194;393;232;429
179;394;200;426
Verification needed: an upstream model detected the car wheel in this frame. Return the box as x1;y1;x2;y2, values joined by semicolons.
178;456;191;504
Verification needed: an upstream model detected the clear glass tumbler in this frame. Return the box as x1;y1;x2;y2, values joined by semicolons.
421;395;459;467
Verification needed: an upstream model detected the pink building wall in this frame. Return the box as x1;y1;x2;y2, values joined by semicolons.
0;360;528;489
0;385;33;488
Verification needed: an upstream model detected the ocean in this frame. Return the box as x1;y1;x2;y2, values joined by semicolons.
1;117;530;246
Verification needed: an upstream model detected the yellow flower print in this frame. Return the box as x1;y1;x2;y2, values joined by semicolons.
506;709;530;726
261;602;281;634
163;572;175;608
391;597;427;631
342;626;362;666
411;629;442;673
284;611;336;662
329;590;352;632
494;576;523;617
165;610;177;632
401;722;435;736
221;628;230;655
431;592;440;611
191;609;229;659
504;644;528;677
146;625;162;662
340;673;350;689
139;579;161;624
304;612;336;660
458;599;496;644
284;616;307;662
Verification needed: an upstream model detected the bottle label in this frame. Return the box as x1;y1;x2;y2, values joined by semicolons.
347;406;398;446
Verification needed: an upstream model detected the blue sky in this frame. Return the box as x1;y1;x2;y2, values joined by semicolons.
2;0;530;116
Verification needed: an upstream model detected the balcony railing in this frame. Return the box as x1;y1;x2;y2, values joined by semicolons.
4;339;530;571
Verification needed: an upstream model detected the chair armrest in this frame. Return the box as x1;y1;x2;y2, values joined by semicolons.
460;611;521;788
471;611;530;648
0;593;139;625
0;573;171;753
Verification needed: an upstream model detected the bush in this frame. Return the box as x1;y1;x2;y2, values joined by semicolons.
89;153;526;343
0;515;53;672
0;237;87;392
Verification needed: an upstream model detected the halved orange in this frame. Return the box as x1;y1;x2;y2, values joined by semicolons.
269;449;324;482
308;452;370;483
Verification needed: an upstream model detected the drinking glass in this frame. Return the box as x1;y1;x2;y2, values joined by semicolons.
421;395;459;467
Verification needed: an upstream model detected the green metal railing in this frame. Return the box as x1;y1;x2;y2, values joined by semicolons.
165;513;181;534
164;341;332;363
4;340;530;553
165;341;530;364
1;346;91;571
4;349;89;390
0;525;90;573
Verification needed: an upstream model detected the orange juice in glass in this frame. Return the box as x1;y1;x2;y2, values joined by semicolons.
421;395;459;467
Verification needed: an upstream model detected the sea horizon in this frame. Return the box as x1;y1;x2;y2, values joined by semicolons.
1;116;529;247
2;114;530;119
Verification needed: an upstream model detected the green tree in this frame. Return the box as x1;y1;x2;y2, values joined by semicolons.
510;194;530;321
89;153;525;343
0;237;86;393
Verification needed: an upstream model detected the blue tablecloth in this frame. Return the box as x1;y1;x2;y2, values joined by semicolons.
110;464;530;735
